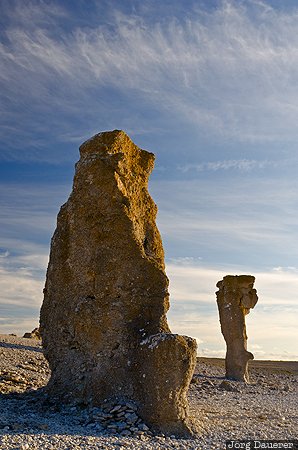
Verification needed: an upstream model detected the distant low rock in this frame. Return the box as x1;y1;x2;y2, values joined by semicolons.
23;328;41;340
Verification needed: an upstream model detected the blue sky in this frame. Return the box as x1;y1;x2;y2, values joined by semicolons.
1;0;298;360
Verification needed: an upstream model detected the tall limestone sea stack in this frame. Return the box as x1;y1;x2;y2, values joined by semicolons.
216;275;258;383
40;130;197;435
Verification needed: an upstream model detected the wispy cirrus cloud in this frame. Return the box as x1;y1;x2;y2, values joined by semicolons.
0;184;69;241
178;159;278;173
0;265;44;308
2;1;298;160
0;0;67;27
151;176;298;270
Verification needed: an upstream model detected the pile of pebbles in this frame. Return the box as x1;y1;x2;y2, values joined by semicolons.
86;402;150;436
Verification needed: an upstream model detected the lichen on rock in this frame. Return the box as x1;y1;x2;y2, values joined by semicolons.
40;130;197;435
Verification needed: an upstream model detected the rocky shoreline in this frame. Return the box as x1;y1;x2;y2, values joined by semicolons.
0;334;297;449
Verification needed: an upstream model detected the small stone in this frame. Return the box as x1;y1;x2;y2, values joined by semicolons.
125;412;138;423
120;430;132;436
110;405;122;414
101;413;113;420
124;402;137;410
138;423;150;431
21;445;29;450
138;433;147;440
156;435;166;441
219;380;238;392
91;407;101;414
114;422;127;431
11;423;22;430
38;423;49;430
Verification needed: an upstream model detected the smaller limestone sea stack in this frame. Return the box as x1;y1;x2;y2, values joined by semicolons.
216;275;258;382
40;130;197;436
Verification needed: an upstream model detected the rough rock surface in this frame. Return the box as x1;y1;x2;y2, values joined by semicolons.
216;275;258;382
40;130;197;435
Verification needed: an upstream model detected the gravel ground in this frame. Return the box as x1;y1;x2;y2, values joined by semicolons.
0;334;297;450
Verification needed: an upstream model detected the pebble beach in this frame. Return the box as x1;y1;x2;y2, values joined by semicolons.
0;334;297;450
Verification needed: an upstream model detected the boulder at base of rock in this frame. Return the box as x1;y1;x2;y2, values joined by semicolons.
40;130;197;436
216;275;258;382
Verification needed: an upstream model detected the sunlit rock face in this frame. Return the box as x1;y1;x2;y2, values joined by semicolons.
40;130;197;435
216;275;258;382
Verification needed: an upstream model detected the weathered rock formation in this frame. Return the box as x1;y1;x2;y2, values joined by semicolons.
216;275;258;382
40;130;197;435
23;327;41;340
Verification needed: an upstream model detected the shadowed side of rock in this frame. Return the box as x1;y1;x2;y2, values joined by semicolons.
216;275;258;382
40;130;197;436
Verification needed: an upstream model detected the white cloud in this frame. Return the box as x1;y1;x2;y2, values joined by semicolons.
167;263;298;307
273;266;298;273
178;159;278;173
3;0;298;158
0;317;40;337
0;183;69;240
168;256;202;265
0;241;46;336
199;348;226;359
0;265;44;308
0;182;66;336
150;177;298;270
2;0;67;27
